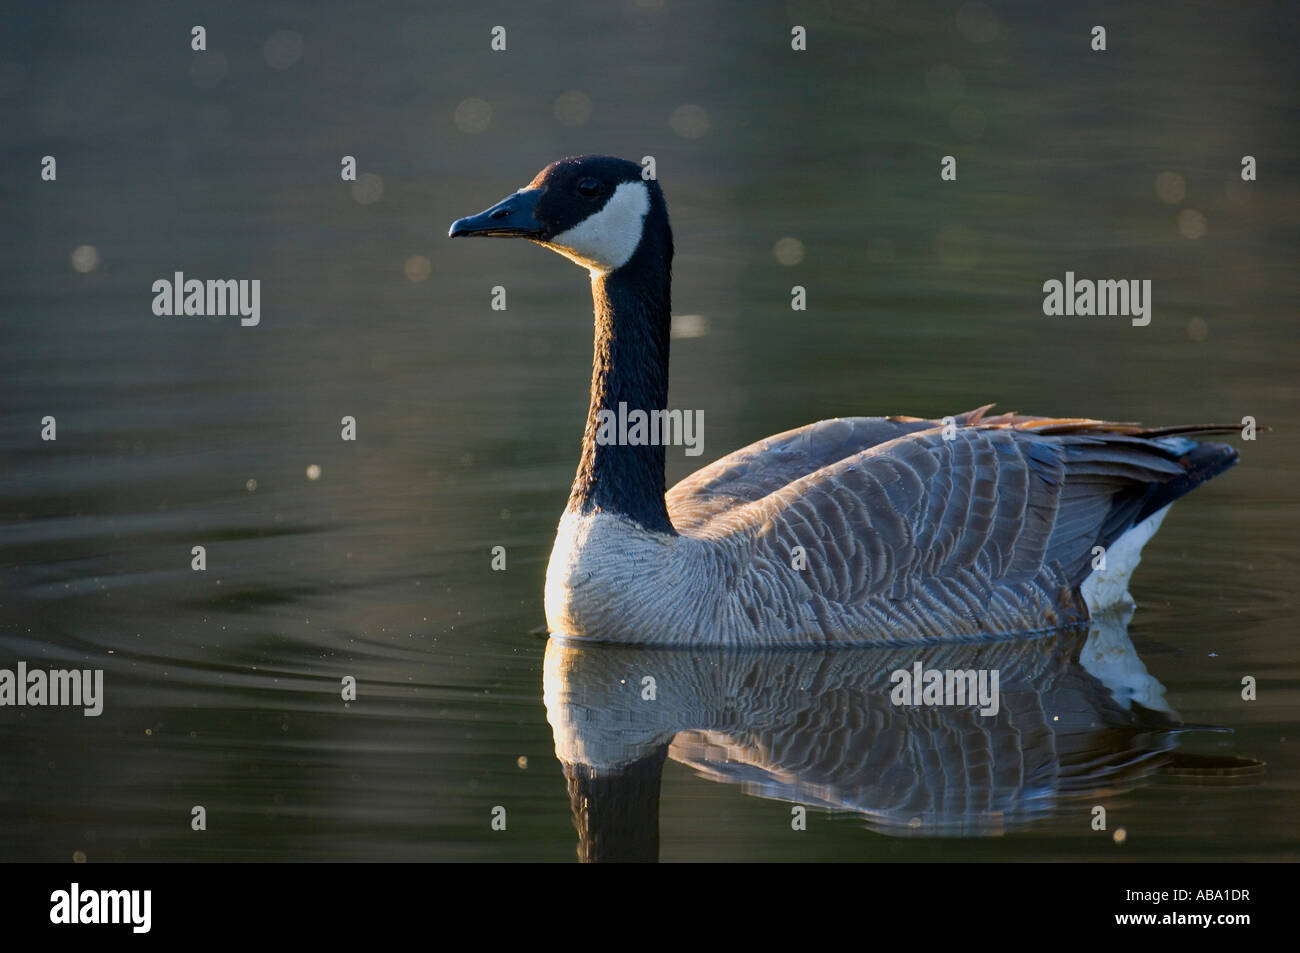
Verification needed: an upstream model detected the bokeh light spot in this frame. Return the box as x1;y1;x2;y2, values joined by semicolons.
1155;171;1186;205
454;98;493;134
351;172;384;205
404;255;432;282
554;90;593;126
264;31;304;70
70;245;99;273
1178;208;1208;239
669;104;709;139
773;237;805;266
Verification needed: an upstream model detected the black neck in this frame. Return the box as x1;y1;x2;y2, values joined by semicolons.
567;212;676;535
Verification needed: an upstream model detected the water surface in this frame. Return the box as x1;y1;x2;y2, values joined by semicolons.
1;1;1296;861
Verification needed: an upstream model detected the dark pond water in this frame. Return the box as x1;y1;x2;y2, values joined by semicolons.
1;1;1296;861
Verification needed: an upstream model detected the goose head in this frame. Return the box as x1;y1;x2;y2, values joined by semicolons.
449;155;669;278
449;155;678;538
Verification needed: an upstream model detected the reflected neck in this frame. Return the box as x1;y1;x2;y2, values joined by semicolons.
563;744;668;863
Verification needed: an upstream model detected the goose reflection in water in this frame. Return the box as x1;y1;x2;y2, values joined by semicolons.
544;605;1263;861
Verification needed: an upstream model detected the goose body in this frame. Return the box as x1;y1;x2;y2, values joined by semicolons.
450;156;1238;646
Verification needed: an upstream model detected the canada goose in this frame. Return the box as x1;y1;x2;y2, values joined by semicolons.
450;156;1238;646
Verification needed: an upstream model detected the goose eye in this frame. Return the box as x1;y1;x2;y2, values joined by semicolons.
576;178;601;198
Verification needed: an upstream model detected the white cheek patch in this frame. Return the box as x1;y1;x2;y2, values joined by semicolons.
543;181;650;275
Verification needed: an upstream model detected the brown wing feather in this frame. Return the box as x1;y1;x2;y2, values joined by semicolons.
666;407;995;533
671;410;1237;639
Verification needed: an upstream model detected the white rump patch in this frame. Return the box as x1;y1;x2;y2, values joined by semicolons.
543;181;650;275
1081;504;1171;612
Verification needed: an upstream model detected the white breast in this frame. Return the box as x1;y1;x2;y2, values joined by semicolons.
544;509;715;640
